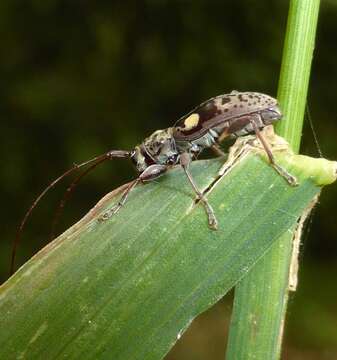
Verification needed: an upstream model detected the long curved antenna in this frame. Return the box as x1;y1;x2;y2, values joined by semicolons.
10;150;130;275
49;157;106;241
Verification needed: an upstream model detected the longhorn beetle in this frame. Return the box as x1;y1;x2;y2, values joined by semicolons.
11;91;298;275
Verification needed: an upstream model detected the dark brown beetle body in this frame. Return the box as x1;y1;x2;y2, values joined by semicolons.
130;91;283;178
132;92;281;170
11;91;297;275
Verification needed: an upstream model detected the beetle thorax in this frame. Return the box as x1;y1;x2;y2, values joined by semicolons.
131;128;179;173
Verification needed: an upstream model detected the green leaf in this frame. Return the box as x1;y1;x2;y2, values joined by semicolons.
226;2;323;359
0;140;334;360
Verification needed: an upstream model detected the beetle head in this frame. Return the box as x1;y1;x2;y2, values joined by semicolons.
131;128;179;173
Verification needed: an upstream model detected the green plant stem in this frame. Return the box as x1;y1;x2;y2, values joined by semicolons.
276;0;321;151
226;1;321;359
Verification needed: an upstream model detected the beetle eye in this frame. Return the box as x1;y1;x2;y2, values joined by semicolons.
167;155;177;164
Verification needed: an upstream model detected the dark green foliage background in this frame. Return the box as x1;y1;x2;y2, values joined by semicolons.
1;1;336;358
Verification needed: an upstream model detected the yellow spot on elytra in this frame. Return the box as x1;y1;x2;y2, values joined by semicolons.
184;113;199;130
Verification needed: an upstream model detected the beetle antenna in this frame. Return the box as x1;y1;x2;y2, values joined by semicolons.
10;150;131;275
49;157;106;241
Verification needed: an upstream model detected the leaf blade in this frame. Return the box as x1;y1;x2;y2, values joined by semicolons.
0;151;327;360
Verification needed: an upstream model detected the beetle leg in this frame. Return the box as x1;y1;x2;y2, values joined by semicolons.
250;118;298;186
180;153;218;230
99;164;168;221
211;144;226;157
99;178;140;221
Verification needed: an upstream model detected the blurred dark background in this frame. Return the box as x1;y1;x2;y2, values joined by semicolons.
1;1;336;359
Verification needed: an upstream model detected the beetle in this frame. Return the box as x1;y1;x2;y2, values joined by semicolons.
10;91;297;274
